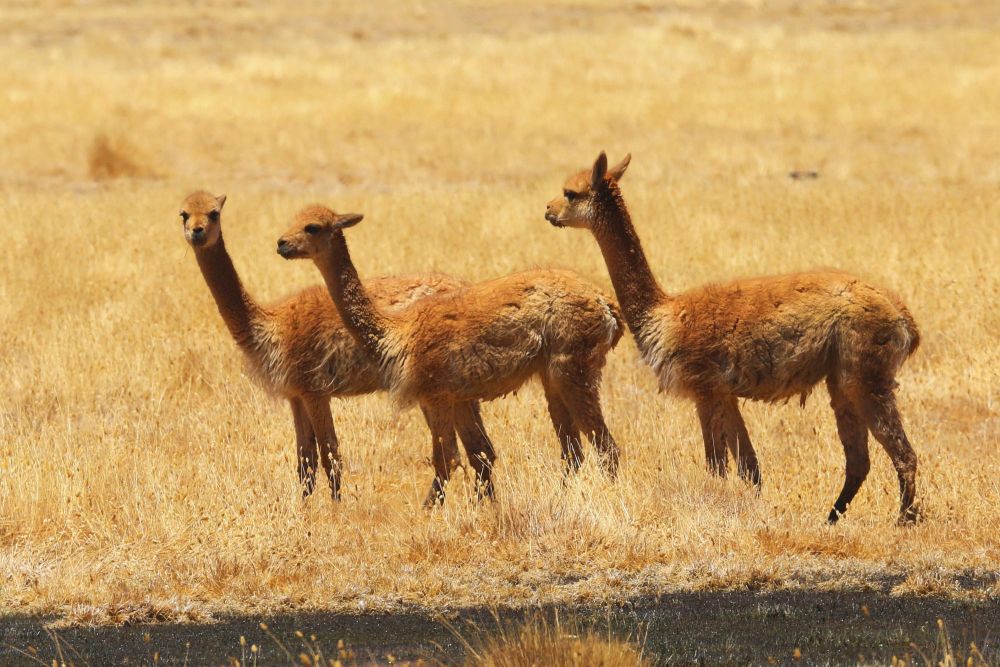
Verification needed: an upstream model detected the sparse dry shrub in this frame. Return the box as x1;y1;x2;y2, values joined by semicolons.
87;132;156;180
455;614;650;667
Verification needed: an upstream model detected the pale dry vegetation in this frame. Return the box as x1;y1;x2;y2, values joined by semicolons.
0;1;998;624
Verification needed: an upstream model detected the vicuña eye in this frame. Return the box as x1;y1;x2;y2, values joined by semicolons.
207;210;220;222
180;211;189;222
564;190;578;201
304;223;321;235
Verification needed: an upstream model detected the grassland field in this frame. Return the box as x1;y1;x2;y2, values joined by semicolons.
0;0;999;629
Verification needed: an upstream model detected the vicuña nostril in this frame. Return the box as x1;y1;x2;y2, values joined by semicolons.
277;239;288;248
192;227;204;235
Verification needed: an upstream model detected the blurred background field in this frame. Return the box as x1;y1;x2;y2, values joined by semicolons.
0;1;998;624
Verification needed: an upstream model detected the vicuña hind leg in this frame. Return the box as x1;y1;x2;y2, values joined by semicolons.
858;387;919;524
541;377;584;473
826;378;870;523
290;397;319;498
549;363;619;478
421;404;460;508
455;401;497;500
300;394;342;501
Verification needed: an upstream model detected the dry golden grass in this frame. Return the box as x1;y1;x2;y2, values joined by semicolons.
1;1;999;624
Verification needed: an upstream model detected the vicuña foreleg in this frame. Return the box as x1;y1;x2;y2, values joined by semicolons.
722;399;761;488
291;397;319;497
542;377;585;473
695;397;761;487
422;405;461;508
301;394;342;501
548;360;619;477
696;398;730;478
454;401;497;500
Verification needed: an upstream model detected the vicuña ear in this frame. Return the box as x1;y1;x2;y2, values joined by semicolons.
608;153;631;181
591;152;608;189
333;213;364;229
216;194;227;210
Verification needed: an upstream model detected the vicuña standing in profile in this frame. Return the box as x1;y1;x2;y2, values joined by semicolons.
179;192;495;502
544;153;921;524
277;205;624;507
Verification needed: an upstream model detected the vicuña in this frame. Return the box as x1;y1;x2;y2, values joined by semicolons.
545;154;921;524
277;205;624;506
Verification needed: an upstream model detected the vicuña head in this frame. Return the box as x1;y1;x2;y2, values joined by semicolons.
277;205;364;260
545;152;631;230
179;191;227;249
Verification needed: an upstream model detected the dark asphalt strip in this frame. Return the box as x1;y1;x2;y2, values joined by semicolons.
1;591;997;665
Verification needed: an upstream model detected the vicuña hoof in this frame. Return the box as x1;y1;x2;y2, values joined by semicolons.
898;504;922;526
423;481;446;509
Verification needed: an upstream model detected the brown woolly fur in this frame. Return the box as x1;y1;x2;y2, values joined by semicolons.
546;153;922;524
278;205;624;507
179;191;488;501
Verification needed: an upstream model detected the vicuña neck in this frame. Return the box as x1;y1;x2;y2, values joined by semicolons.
195;238;263;350
590;182;668;335
314;232;389;361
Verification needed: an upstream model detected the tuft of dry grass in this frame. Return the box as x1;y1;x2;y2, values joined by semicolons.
46;599;214;629
452;613;650;667
0;0;998;624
